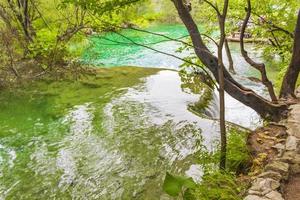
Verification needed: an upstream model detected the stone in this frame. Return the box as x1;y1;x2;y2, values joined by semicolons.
280;151;300;164
244;195;267;200
294;154;300;164
265;161;289;179
287;126;300;138
248;189;262;196
290;163;300;174
272;143;285;150
280;151;296;163
265;190;284;200
245;103;300;200
249;178;280;195
286;136;298;151
258;171;282;181
277;149;284;157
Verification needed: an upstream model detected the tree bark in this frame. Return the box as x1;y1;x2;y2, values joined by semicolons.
225;39;235;74
216;0;229;170
240;0;277;103
171;0;287;120
280;10;300;99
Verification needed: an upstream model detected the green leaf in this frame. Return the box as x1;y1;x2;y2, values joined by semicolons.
183;177;197;189
162;172;196;197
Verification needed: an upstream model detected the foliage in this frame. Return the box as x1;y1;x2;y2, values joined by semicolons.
163;172;197;197
186;128;250;200
189;171;244;200
226;128;251;173
163;127;251;199
198;128;251;173
181;0;300;92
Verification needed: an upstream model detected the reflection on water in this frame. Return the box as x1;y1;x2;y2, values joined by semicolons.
84;24;270;128
0;70;220;199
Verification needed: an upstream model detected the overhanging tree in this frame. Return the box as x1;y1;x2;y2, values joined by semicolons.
58;0;299;120
171;0;300;120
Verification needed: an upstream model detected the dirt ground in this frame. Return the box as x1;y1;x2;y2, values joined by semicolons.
247;124;287;170
284;174;300;200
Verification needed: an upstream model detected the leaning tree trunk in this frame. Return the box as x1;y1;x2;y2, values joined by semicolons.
171;0;287;120
280;10;300;99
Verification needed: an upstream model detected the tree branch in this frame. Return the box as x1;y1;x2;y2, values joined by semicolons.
251;10;294;38
240;0;277;102
111;30;218;88
280;10;300;99
203;0;221;17
172;0;287;119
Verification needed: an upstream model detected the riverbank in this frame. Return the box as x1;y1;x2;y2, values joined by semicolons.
244;92;300;200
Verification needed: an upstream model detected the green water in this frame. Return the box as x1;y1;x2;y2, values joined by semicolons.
82;24;189;68
0;24;275;199
0;67;219;199
82;24;281;81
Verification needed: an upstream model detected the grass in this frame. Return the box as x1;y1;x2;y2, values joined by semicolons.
185;128;251;200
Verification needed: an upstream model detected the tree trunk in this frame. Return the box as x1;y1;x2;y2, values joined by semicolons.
171;0;287;121
280;10;300;99
225;39;235;74
216;0;229;170
240;0;277;103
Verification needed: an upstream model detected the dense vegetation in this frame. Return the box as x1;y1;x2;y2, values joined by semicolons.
0;0;299;199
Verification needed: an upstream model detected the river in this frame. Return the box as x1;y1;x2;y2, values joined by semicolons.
0;24;279;199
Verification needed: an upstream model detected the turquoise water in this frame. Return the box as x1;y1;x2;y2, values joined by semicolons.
83;24;190;68
82;24;280;85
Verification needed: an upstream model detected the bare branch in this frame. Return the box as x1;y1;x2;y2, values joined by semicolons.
99;34;190;46
172;0;287;119
29;0;51;30
203;0;221;17
111;30;218;88
240;0;277;102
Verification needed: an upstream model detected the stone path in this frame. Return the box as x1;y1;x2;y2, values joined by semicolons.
244;103;300;200
283;104;300;200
